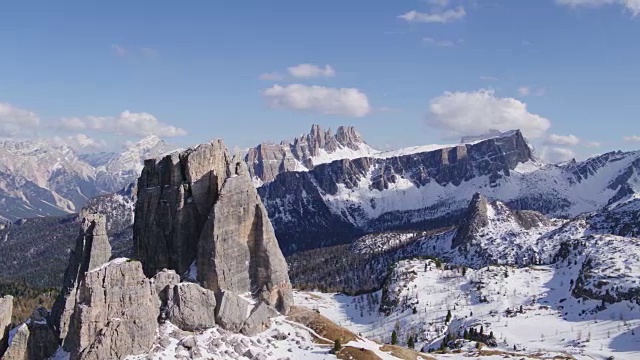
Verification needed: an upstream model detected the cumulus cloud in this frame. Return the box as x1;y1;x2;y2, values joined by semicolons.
288;64;336;79
0;102;40;137
398;7;466;23
51;134;107;152
59;111;187;137
544;133;581;146
263;84;371;117
427;89;551;139
556;0;640;16
624;135;640;143
541;147;576;164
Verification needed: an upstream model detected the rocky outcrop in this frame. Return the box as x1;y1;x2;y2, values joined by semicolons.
50;214;111;341
197;161;292;313
66;259;159;360
135;139;293;318
2;308;58;360
165;283;217;332
452;193;490;249
245;124;372;183
134;140;232;277
0;295;13;357
152;269;181;305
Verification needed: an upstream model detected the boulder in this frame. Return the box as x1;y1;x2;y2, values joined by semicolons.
242;302;280;336
215;291;250;333
165;283;217;332
66;259;159;360
50;215;111;341
2;308;58;360
152;269;181;305
197;161;292;314
0;295;13;356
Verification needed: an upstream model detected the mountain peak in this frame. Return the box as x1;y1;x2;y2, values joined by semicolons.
132;135;164;149
460;129;520;144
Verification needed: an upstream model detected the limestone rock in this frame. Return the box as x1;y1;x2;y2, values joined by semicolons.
242;302;280;336
3;309;58;360
66;259;159;360
197;161;292;314
152;269;181;305
134;140;232;277
50;214;111;341
165;283;217;332
0;295;13;357
214;291;250;333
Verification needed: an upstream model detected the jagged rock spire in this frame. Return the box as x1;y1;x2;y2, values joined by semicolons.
0;295;12;357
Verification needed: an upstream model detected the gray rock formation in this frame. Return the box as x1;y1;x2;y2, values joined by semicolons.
66;259;159;360
242;302;280;336
135;139;293;318
152;269;181;305
245;124;370;183
197;161;292;313
165;283;217;332
50;214;111;341
0;295;13;357
2;308;58;360
134;140;232;277
214;291;250;333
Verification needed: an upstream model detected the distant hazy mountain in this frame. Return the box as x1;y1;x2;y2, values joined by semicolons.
0;135;176;221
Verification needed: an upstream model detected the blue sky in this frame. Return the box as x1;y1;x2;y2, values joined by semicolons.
0;0;639;162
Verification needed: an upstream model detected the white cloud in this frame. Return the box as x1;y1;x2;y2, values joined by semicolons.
544;133;581;146
518;86;531;96
428;89;551;138
422;37;458;47
59;111;187;137
518;86;546;97
624;135;640;143
541;147;576;164
0;102;40;137
584;141;602;148
288;64;336;79
398;6;466;23
51;134;107;152
263;84;371;117
259;72;284;81
556;0;640;16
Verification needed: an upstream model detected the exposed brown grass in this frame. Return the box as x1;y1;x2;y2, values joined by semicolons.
380;345;436;360
337;346;382;360
287;306;358;345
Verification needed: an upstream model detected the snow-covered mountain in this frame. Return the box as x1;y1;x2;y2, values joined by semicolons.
245;124;379;185
259;129;640;254
0;136;176;221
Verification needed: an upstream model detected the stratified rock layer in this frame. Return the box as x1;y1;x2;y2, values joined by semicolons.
67;259;159;360
50;214;111;341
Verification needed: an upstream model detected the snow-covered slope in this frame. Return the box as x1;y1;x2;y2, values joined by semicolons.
296;257;640;359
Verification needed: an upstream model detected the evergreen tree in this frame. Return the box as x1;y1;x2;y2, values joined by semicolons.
480;325;484;336
333;339;342;353
463;329;469;340
391;330;398;345
445;310;452;324
407;336;415;349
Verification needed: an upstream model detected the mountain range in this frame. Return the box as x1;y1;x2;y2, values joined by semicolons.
0;135;174;221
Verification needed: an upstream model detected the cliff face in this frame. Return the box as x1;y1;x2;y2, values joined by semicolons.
134;139;292;313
